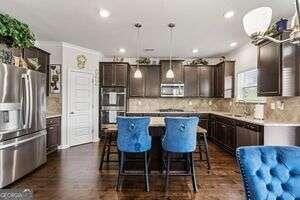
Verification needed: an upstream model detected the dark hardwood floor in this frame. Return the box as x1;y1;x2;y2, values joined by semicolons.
7;142;244;200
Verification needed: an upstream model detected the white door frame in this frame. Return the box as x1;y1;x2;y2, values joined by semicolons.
61;68;98;148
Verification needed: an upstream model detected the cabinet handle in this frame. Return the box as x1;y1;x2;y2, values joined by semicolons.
49;127;55;130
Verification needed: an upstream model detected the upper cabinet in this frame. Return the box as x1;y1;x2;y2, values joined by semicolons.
198;66;215;98
160;60;184;84
129;65;161;97
214;61;235;98
184;66;199;97
257;33;300;96
100;62;128;87
23;47;50;73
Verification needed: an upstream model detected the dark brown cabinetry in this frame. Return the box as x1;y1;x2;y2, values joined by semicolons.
160;60;184;84
100;62;128;87
184;66;199;97
198;66;215;97
257;34;300;96
129;65;161;97
236;121;263;147
46;116;61;154
23;47;50;74
214;61;235;98
209;115;263;155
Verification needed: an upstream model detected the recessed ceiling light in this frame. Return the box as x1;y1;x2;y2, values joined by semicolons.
192;49;199;54
119;48;126;53
230;42;238;47
224;10;235;19
99;9;110;18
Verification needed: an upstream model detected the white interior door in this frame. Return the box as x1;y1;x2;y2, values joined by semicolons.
68;69;94;146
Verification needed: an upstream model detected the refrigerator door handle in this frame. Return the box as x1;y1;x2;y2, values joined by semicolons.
0;131;46;150
21;74;30;129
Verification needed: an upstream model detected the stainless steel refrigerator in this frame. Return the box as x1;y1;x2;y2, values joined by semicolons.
0;63;47;188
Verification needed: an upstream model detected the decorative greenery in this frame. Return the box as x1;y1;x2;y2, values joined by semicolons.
190;58;208;66
137;57;151;65
0;13;35;48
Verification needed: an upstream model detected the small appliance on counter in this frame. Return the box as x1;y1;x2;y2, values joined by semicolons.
254;104;264;120
160;83;184;97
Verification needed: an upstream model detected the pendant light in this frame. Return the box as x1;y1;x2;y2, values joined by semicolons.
166;23;175;79
134;23;142;79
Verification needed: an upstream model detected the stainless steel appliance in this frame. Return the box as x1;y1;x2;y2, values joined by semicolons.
160;83;184;97
100;87;126;124
0;63;47;188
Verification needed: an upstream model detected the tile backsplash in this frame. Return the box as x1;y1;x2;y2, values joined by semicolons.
47;94;62;116
128;97;300;122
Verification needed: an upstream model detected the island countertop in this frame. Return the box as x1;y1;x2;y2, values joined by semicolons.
126;111;300;127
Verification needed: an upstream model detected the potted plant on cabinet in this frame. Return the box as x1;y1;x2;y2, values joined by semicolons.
0;13;35;64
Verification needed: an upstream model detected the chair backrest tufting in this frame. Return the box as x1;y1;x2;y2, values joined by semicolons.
162;117;199;153
236;146;300;200
117;116;151;153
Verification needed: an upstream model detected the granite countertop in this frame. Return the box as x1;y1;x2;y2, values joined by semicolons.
46;114;62;118
126;111;300;127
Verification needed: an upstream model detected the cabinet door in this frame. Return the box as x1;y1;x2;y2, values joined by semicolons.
46;124;58;151
216;64;225;97
102;63;115;86
145;66;161;97
215;121;226;144
184;66;199;97
129;66;145;97
199;66;214;97
115;64;127;87
161;61;183;83
236;126;260;147
258;40;281;96
225;124;236;151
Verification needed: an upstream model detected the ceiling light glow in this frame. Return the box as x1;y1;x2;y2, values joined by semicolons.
99;9;110;18
192;49;199;54
230;42;237;47
224;10;235;19
119;48;126;53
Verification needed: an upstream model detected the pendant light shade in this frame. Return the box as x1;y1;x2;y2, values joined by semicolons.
166;68;174;79
243;7;272;37
134;68;142;78
166;23;175;79
134;23;143;79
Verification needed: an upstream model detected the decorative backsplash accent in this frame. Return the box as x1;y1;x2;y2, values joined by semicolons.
128;97;300;122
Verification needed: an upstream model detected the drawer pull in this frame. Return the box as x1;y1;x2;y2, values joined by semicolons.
48;127;55;130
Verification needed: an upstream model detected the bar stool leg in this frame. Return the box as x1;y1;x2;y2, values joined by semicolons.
189;152;198;192
165;152;170;192
106;133;112;163
198;136;204;161
99;133;108;170
203;134;211;170
144;151;150;192
116;151;124;191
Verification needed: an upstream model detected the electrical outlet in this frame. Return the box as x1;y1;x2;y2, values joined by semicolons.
208;100;212;106
138;100;141;105
188;100;193;106
270;103;276;110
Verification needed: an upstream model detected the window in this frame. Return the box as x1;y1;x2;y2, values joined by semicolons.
237;69;266;103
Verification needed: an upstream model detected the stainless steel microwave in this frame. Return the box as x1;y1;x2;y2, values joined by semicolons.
160;83;184;97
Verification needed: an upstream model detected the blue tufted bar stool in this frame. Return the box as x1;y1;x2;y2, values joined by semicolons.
116;116;152;192
236;146;300;200
162;117;199;192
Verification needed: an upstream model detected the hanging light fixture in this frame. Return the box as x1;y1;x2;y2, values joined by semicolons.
134;23;143;79
243;0;300;44
166;23;175;79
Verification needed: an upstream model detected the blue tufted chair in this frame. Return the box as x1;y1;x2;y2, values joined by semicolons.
236;146;300;200
116;116;151;192
162;117;199;192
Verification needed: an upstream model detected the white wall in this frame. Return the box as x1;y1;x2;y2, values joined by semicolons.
36;41;104;148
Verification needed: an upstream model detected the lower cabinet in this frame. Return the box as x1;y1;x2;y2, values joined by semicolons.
209;115;263;155
46;116;61;154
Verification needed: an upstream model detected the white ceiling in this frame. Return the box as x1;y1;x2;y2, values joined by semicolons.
0;0;295;57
